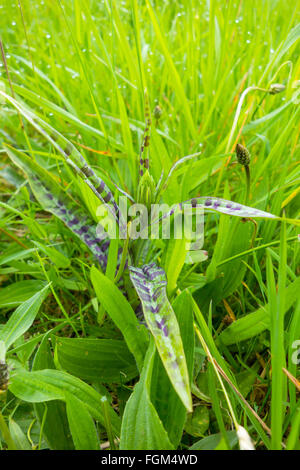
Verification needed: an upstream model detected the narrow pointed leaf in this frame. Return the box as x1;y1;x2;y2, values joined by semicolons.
218;277;300;345
0;285;49;349
5;146;109;270
8;419;31;450
129;263;192;412
0;280;48;308
151;197;277;228
0;91;120;220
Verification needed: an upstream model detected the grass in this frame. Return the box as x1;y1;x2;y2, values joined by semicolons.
0;0;299;451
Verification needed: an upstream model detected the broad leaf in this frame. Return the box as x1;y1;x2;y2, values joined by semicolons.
120;340;174;450
190;431;238;450
32;334;74;450
90;266;149;371
9;368;121;434
8;418;31;450
54;336;138;383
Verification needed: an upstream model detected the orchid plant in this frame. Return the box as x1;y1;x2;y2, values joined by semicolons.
0;89;290;413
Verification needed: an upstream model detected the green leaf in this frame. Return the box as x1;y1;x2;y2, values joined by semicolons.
54;336;138;383
9;368;121;435
66;393;99;450
146;0;196;138
33;241;70;269
0;285;49;349
164;238;188;295
32;334;74;450
12;335;42;364
0;247;37;266
8;418;32;450
90;266;149;371
0;280;48;308
189;431;238;450
120;340;174;450
184;405;210;437
129;263;192;412
219;277;300;345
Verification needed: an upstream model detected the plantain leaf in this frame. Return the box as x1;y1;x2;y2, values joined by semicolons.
90;266;149;371
120;340;174;450
129;263;192;412
66;393;100;450
195;216;252;314
5;146;109;271
9;368;121;434
54;336;138;383
8;418;32;450
32;334;74;450
189;431;238;450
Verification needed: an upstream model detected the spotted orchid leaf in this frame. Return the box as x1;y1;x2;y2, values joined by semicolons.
5;146;109;271
189;197;277;218
151;196;277;229
0;90;120;223
129;263;192;412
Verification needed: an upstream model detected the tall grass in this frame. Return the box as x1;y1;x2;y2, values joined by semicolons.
0;0;299;451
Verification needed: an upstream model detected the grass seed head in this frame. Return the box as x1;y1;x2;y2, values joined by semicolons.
236;143;251;166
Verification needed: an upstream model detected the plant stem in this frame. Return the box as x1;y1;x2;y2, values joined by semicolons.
245;164;251;203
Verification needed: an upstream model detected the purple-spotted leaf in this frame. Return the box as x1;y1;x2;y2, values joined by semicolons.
5;146;109;271
191;197;277;218
0;91;119;222
129;263;192;412
151;196;277;229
